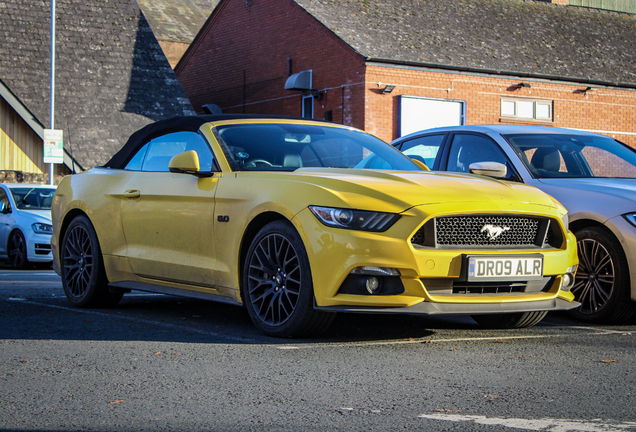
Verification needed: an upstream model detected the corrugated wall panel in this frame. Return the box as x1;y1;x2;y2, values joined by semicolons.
569;0;636;14
0;97;45;174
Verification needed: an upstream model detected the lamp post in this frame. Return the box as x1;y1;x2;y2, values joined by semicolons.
49;0;55;185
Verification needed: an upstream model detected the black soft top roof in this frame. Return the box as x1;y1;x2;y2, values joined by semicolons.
103;114;303;169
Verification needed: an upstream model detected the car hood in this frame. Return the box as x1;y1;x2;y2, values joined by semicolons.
536;178;636;218
291;168;558;213
15;209;52;224
538;178;636;200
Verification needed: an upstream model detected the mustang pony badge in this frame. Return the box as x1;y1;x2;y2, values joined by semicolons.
481;224;510;241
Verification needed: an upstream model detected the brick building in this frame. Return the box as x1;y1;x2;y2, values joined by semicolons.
176;0;636;147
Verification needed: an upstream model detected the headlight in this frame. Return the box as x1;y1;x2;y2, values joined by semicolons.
32;223;53;235
309;206;400;232
624;213;636;228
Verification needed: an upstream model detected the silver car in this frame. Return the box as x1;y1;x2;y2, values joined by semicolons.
391;125;636;323
0;184;55;269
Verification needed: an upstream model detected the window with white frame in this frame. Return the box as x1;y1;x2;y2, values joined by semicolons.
501;98;552;122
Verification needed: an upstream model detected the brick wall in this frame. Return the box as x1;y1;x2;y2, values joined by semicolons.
365;64;636;148
177;0;636;150
176;0;367;129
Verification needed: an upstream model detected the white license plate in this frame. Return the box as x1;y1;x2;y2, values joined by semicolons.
467;255;544;281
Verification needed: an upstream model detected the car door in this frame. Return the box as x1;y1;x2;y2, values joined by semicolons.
120;131;223;287
0;187;12;255
440;132;520;181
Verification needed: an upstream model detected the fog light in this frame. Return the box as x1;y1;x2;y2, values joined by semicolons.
366;276;380;294
560;264;578;291
562;274;572;289
561;273;576;291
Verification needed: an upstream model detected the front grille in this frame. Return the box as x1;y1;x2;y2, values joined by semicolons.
35;243;52;255
452;278;553;294
453;281;527;294
423;277;554;296
411;215;562;249
437;215;538;246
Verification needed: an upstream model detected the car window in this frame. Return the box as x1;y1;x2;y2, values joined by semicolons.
0;189;11;213
125;143;148;170
521;147;568;176
581;147;636;177
446;133;513;177
214;123;419;172
8;188;56;210
398;134;444;168
505;133;636;179
125;132;214;172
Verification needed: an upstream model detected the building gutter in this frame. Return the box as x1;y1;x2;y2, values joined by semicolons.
366;57;636;91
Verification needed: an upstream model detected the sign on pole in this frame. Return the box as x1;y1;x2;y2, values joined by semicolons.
43;129;64;164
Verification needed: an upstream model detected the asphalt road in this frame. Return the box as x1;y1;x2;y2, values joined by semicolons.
1;268;635;432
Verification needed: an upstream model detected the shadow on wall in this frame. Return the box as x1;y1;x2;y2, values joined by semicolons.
122;13;190;121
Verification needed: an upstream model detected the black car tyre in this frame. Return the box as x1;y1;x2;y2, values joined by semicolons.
8;231;29;270
569;226;636;323
242;220;335;338
60;215;123;308
471;311;548;329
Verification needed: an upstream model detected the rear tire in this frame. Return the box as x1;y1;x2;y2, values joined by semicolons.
241;220;335;338
471;311;548;329
569;227;636;323
60;215;123;308
8;231;29;270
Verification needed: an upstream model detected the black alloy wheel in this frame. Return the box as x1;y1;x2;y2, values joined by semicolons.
8;231;28;270
61;215;123;308
569;227;636;323
248;231;301;326
242;220;335;338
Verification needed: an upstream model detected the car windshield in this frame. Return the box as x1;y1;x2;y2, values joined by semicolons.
214;123;419;172
504;133;636;179
9;187;56;210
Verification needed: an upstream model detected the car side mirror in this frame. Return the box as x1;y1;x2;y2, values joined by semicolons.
410;158;430;171
0;202;4;213
169;151;216;178
169;150;200;174
469;162;507;179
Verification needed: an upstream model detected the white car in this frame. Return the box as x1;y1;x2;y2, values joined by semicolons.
391;125;636;324
0;184;56;269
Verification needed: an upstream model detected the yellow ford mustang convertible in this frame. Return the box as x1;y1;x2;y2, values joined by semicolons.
51;116;579;337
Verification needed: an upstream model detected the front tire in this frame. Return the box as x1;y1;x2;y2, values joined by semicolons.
471;311;548;329
242;220;335;338
569;227;636;323
8;231;28;270
60;215;123;308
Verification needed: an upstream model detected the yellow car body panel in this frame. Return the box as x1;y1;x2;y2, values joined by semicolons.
52;117;579;331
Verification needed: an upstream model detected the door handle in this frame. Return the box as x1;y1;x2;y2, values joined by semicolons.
124;190;141;199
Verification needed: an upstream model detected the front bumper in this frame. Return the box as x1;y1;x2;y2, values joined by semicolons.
294;202;579;315
26;232;53;263
316;298;579;314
